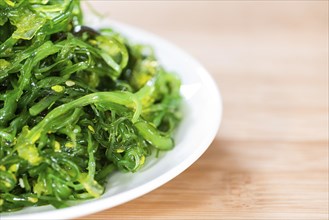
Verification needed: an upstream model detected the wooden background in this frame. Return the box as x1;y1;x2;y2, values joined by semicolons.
78;1;328;219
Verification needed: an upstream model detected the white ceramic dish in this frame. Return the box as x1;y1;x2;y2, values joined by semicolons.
1;18;222;220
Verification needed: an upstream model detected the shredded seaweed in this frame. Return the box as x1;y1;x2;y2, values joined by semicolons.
0;0;181;212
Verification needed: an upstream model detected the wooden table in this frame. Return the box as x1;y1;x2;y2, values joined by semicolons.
78;1;328;219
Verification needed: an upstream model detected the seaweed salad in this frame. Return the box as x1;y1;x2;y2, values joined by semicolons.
0;0;181;212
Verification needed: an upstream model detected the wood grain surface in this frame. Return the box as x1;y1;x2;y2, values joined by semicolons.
77;1;328;219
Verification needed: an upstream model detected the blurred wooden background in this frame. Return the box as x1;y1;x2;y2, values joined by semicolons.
78;1;328;219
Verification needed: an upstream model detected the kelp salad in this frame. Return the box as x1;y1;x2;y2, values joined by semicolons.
0;0;181;212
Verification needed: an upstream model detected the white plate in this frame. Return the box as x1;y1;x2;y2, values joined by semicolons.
1;18;222;220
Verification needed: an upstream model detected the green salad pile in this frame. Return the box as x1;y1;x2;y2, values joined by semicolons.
0;0;181;212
